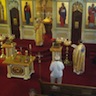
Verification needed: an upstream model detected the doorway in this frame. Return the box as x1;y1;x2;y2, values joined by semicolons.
10;8;20;38
71;2;83;44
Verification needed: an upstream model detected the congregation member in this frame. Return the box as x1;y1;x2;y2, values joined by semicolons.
49;55;65;84
72;40;86;75
29;88;36;96
29;88;48;96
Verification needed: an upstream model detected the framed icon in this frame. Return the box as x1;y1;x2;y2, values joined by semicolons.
56;2;69;28
21;0;33;25
0;0;7;24
86;3;96;29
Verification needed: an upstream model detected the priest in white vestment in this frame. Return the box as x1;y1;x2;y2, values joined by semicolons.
34;17;46;46
72;40;86;75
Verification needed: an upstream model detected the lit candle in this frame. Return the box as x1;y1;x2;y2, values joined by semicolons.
20;47;22;52
29;44;32;50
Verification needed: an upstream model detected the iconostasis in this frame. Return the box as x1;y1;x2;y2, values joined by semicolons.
52;0;96;43
0;0;96;43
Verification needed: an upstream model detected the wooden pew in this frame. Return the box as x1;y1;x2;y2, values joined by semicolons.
39;79;96;96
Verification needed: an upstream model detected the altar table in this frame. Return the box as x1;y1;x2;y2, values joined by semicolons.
3;55;35;80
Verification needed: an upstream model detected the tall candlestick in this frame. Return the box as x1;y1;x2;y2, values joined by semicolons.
29;44;32;50
29;44;32;57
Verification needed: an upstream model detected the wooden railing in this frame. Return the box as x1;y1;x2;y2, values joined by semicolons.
39;79;96;96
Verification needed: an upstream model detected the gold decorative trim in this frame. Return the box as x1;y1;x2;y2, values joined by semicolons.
11;65;25;76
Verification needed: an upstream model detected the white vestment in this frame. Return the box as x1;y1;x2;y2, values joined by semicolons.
35;20;46;46
72;43;86;75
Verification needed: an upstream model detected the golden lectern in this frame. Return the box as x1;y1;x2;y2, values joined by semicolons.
2;42;16;58
2;35;16;58
50;46;62;61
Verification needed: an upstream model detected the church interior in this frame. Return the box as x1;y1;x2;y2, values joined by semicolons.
0;0;96;96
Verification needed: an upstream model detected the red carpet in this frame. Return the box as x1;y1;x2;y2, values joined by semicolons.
0;34;96;96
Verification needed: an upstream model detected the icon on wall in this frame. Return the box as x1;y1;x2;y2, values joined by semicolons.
22;0;33;25
0;0;7;24
86;3;96;29
88;3;95;28
24;2;31;25
57;2;69;28
0;1;4;22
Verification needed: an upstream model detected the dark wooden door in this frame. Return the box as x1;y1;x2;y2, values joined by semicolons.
10;8;20;38
71;10;82;44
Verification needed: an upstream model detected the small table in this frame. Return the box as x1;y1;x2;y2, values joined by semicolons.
3;55;35;80
50;46;62;61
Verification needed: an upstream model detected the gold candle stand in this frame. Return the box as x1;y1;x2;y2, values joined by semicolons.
64;39;71;65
